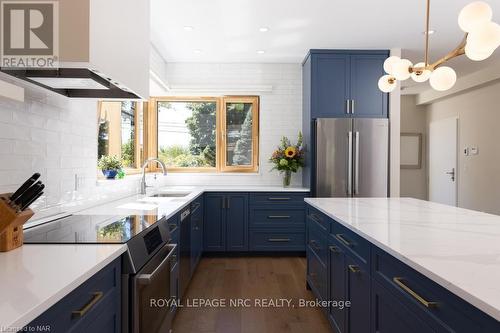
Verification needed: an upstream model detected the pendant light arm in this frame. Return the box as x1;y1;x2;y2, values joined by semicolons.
411;33;468;73
424;0;431;66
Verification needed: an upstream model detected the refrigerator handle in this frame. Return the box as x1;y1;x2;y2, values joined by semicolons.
354;131;360;195
347;131;353;196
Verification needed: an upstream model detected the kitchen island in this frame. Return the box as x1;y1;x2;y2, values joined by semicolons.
305;197;500;332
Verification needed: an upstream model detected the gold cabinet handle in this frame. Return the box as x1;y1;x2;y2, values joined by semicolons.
268;215;291;219
72;291;104;318
268;197;291;201
336;234;352;247
393;277;438;308
348;265;361;273
329;245;341;253
268;238;291;242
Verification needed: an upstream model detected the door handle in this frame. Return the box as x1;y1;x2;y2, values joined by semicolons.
222;197;226;209
351;100;355;114
354;131;360;195
393;277;438;308
346;99;350;114
347;131;353;196
226;197;230;209
445;168;455;182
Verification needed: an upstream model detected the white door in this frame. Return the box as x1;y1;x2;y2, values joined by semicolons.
429;117;458;206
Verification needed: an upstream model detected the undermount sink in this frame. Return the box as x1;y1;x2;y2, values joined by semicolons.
149;192;191;198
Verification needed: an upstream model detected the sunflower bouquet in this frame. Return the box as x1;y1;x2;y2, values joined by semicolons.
269;132;305;187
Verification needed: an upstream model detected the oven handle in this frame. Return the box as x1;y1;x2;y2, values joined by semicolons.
137;244;177;285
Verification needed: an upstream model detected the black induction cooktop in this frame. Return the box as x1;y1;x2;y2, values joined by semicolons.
23;214;165;244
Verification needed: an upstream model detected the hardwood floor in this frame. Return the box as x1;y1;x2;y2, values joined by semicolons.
172;256;332;333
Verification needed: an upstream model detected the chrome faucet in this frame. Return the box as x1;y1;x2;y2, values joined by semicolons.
140;158;167;194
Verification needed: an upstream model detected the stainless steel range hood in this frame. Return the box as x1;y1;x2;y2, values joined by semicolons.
0;68;141;99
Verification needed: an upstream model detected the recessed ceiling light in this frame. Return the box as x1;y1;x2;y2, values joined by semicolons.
256;50;265;54
422;30;436;35
194;49;202;54
184;26;194;31
259;27;269;32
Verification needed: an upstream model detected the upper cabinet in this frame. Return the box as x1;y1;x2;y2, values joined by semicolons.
303;50;389;119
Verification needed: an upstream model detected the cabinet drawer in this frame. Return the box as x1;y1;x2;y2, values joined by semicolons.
250;208;305;229
249;230;305;251
373;249;496;332
307;217;328;265
250;192;308;207
332;221;370;266
26;258;121;333
306;206;330;232
307;248;327;301
372;280;434;333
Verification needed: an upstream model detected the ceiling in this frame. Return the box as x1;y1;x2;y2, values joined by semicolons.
151;0;500;80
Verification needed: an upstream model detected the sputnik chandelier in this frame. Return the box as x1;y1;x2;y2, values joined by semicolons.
378;1;500;92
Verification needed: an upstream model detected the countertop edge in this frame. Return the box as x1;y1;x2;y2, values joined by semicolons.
9;245;127;330
304;198;500;322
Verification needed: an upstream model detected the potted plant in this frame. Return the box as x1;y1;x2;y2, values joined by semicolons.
269;132;305;187
98;155;123;179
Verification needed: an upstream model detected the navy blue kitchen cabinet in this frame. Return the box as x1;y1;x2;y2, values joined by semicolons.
203;193;226;251
350;54;388;118
190;196;204;272
203;193;248;252
25;258;121;333
305;203;500;333
249;192;308;252
302;50;389;120
226;194;249;251
311;53;351;118
328;238;346;333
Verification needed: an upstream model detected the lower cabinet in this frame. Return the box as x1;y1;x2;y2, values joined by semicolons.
25;258;121;333
190;196;203;272
203;193;248;252
306;203;500;333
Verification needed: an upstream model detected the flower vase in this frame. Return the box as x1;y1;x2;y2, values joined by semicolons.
283;170;292;187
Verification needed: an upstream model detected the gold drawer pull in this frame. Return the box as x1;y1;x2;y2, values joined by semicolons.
268;238;291;242
72;291;104;318
268;197;291;201
393;277;438;308
329;245;341;253
268;215;291;219
336;234;352;247
348;265;361;273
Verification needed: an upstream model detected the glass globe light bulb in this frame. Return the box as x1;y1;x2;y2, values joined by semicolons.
465;43;495;61
429;66;457;91
458;1;493;33
378;75;397;93
383;56;401;75
410;62;432;82
466;21;500;57
392;59;413;81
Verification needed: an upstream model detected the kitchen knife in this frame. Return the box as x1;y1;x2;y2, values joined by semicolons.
20;191;43;211
14;182;43;207
10;173;41;202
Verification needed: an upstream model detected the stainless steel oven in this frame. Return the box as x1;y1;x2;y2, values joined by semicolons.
131;242;177;333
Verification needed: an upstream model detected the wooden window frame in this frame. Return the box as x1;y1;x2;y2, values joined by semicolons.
148;96;259;173
220;96;259;173
97;101;144;175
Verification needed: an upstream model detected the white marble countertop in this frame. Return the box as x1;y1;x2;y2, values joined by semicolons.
305;197;500;321
0;244;126;330
1;185;308;329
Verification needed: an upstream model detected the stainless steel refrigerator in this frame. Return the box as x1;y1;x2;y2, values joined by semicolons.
314;118;389;197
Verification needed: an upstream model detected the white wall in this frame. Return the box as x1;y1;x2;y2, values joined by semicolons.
425;80;500;215
159;63;303;187
400;95;427;200
0;74;146;220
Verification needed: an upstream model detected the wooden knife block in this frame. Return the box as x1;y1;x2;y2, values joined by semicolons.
0;194;34;252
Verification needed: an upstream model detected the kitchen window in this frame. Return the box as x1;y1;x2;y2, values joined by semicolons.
97;101;144;173
148;96;259;173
